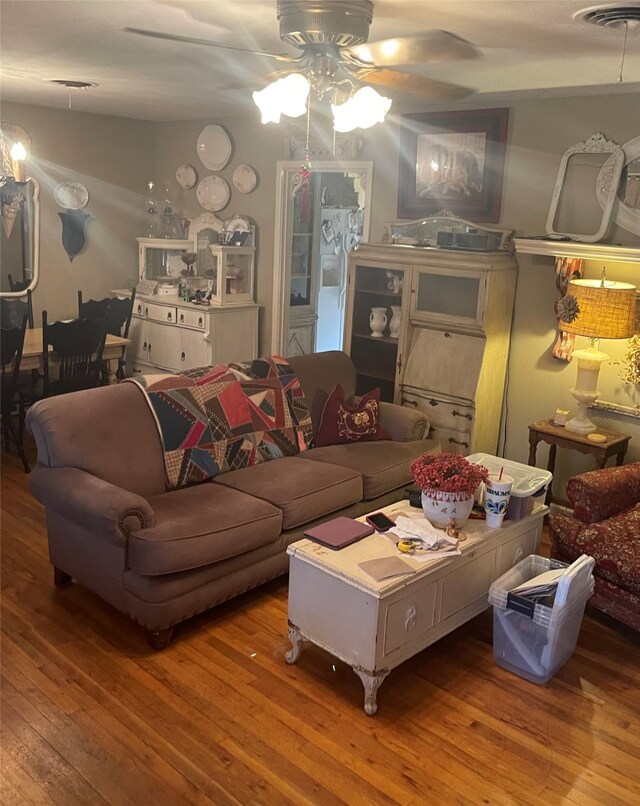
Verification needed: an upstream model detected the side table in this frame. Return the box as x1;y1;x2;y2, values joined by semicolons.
527;420;631;505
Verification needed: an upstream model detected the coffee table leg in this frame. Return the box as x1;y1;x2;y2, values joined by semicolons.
354;668;390;716
285;625;305;664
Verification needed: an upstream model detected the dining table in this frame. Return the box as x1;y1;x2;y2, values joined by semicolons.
21;328;131;384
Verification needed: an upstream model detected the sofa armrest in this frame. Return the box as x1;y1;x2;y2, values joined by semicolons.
567;462;640;524
29;466;155;546
378;401;429;442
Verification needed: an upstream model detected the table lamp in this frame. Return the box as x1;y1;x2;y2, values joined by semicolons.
559;274;637;434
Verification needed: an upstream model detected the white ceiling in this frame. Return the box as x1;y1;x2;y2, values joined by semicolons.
1;0;639;121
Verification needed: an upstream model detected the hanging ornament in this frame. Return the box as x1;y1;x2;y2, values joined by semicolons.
298;96;312;223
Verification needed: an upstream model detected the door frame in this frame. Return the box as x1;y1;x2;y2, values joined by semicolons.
270;160;373;355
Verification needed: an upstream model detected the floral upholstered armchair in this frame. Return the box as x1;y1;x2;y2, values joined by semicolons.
549;463;640;631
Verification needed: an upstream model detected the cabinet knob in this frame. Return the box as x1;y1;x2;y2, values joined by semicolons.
148;342;151;354
142;341;147;351
181;352;186;362
444;332;452;338
145;307;149;317
167;312;172;321
136;304;143;314
428;398;438;407
452;410;473;421
401;398;418;407
179;314;184;323
198;317;203;327
132;368;142;374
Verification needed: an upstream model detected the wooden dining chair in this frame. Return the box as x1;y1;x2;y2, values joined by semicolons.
0;288;34;329
17;311;110;460
1;316;30;472
78;287;136;379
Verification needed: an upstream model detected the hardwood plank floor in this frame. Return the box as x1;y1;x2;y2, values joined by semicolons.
2;441;639;805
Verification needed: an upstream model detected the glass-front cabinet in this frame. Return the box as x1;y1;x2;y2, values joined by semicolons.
208;245;255;305
345;216;517;455
344;261;409;402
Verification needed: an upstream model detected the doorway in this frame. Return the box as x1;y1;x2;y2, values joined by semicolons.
271;161;373;356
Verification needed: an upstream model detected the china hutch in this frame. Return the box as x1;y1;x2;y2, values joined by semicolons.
116;213;259;375
345;216;517;455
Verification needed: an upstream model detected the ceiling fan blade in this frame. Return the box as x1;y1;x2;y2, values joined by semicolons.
124;28;302;64
346;30;479;67
359;69;474;101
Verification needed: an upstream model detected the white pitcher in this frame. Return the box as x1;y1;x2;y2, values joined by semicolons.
389;305;401;338
369;306;388;338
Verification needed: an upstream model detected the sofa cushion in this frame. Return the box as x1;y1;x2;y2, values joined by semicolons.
128;484;283;575
214;456;362;529
316;384;389;447
304;440;438;500
549;504;640;595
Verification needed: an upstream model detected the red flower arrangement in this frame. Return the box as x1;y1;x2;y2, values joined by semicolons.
411;452;489;497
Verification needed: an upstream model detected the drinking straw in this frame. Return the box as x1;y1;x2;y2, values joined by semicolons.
499;467;504;480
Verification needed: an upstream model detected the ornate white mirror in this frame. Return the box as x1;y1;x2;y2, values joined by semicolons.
597;135;640;236
1;124;40;296
546;132;624;243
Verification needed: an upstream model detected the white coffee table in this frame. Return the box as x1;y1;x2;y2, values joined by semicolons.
286;501;547;714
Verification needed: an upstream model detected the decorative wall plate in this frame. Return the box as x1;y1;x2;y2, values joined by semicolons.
176;163;197;189
196;125;232;171
54;181;89;210
223;214;251;233
196;175;230;212
232;164;257;194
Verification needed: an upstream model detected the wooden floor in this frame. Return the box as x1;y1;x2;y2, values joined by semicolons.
2;441;639;806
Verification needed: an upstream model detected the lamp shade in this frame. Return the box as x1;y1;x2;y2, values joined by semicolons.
560;278;637;339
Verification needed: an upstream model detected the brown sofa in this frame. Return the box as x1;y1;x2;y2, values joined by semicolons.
27;351;438;647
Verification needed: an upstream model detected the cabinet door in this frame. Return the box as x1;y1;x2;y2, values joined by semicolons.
126;317;148;365
345;260;409;402
411;266;487;332
180;328;211;369
403;329;483;402
146;321;182;371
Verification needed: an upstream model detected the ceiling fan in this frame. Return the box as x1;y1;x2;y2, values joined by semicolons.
125;0;478;104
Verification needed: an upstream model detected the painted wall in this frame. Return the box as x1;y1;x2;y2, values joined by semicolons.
0;101;155;324
5;93;639;494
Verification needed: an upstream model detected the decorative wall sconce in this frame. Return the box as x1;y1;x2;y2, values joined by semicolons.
0;124;31;239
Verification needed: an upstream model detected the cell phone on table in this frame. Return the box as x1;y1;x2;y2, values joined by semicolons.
365;512;396;532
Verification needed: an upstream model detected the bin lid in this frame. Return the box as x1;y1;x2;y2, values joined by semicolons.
467;453;552;498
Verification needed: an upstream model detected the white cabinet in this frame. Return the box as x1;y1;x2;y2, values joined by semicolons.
345;217;517;455
123;293;259;376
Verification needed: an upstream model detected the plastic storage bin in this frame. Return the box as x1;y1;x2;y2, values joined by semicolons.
467;453;552;520
488;554;594;684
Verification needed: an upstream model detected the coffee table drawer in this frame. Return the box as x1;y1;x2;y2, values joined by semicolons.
440;549;495;620
383;579;437;655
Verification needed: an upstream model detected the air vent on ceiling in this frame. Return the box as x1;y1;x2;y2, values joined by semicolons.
48;80;98;89
577;5;640;28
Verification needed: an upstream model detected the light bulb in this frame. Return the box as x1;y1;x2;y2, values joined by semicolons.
331;87;392;133
253;74;310;124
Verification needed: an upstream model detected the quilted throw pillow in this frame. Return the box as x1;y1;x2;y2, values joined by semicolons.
316;384;389;448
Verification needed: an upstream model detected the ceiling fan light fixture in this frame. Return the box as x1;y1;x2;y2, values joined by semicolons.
331;86;391;133
253;73;310;123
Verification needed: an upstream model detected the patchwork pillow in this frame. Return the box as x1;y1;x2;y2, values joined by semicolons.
315;384;389;448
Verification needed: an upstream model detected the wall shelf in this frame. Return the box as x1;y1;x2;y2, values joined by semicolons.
514;238;640;264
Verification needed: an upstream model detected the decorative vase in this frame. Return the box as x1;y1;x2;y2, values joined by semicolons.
421;489;475;529
389;305;401;338
369;306;387;338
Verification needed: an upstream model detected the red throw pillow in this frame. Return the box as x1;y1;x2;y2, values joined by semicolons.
315;384;390;448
